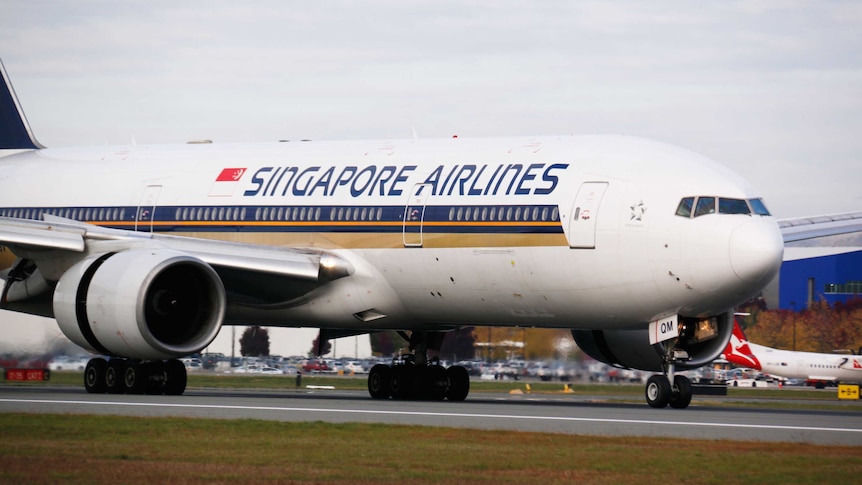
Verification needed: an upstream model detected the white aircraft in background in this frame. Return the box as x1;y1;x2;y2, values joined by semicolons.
0;58;859;409
724;319;862;387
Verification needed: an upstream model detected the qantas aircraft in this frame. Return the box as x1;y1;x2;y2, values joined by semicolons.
724;319;862;387
0;59;855;409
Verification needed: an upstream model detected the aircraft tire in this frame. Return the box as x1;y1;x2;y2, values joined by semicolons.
145;361;166;395
123;362;147;394
446;365;470;401
669;375;692;409
163;359;187;395
84;358;107;394
425;365;448;401
105;360;125;394
390;365;413;400
368;364;392;399
645;374;671;408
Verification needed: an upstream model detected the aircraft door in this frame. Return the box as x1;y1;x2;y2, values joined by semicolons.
403;183;430;247
568;181;608;249
135;184;162;232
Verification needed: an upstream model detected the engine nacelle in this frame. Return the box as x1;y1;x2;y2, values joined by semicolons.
54;249;225;360
572;311;733;372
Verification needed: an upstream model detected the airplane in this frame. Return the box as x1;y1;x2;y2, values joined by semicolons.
723;318;862;388
0;58;857;409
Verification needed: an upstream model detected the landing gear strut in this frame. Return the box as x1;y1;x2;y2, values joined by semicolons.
645;345;693;409
83;357;187;395
366;330;470;401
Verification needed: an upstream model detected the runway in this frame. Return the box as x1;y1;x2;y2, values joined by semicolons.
1;386;861;446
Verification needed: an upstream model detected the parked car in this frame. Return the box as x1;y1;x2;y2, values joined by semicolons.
302;359;331;373
344;361;366;374
48;356;88;371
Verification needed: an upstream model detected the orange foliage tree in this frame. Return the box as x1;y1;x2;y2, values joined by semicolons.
743;297;862;353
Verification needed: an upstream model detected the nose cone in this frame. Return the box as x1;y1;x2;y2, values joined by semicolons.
729;219;784;285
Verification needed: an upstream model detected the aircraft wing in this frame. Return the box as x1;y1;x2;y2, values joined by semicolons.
0;215;353;308
778;211;862;243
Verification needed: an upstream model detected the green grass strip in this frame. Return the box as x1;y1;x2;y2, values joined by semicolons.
0;413;859;484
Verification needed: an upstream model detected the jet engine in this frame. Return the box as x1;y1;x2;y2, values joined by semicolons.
53;249;225;360
572;311;733;372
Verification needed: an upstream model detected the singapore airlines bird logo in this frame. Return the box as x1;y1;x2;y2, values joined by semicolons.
210;168;248;197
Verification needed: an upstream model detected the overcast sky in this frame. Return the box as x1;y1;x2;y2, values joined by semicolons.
2;1;861;357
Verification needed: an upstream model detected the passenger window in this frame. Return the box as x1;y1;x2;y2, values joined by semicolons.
676;198;694;218
719;198;751;215
694;197;715;217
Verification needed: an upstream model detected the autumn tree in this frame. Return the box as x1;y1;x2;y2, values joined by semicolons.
746;297;862;353
369;331;399;357
239;326;270;357
438;327;477;361
309;331;332;357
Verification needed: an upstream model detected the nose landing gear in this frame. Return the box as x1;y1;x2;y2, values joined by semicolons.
645;347;693;409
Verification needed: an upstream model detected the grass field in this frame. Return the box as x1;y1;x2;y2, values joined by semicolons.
2;372;861;483
1;413;860;485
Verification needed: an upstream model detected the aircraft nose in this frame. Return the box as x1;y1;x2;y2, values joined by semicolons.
729;219;784;284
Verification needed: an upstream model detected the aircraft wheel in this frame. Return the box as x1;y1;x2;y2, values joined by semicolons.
669;375;692;409
368;364;392;399
446;365;470;401
83;358;107;394
123;362;147;394
645;374;671;408
390;365;413;400
163;360;187;395
105;360;125;394
426;365;449;401
145;361;167;395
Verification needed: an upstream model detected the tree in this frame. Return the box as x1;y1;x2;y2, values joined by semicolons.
439;327;477;361
369;331;399;357
745;297;862;353
309;331;332;357
239;326;270;357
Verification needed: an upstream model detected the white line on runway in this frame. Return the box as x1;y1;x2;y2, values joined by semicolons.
2;397;860;435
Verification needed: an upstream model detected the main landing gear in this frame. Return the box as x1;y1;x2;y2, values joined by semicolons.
366;331;470;401
645;346;693;409
83;357;188;395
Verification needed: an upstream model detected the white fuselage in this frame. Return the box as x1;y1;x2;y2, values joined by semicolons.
0;135;784;332
741;342;862;383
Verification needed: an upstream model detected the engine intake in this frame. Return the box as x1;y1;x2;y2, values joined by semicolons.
54;249;225;360
572;311;733;372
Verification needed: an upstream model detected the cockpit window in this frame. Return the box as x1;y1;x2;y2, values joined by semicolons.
718;198;751;215
675;197;694;217
676;196;772;218
748;198;771;216
694;197;715;217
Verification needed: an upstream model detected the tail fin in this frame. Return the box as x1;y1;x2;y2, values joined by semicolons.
723;318;762;369
0;58;43;150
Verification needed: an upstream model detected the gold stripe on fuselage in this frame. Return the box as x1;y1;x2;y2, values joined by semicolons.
172;231;569;249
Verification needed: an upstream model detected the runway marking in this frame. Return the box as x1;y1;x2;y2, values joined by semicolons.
2;397;860;435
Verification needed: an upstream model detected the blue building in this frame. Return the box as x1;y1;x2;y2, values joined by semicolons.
778;247;862;310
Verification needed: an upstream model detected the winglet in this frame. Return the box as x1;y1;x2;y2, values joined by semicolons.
0;58;43;150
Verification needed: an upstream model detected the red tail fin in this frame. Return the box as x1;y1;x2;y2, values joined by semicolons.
723;318;762;370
